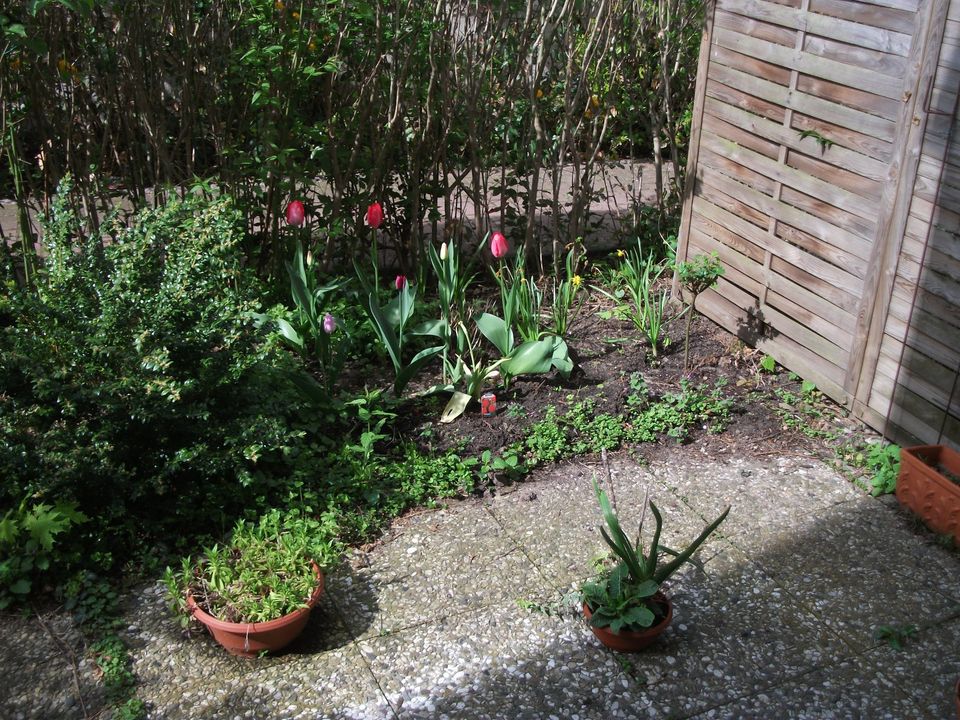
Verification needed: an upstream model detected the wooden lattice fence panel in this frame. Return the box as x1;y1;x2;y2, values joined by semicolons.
677;0;959;445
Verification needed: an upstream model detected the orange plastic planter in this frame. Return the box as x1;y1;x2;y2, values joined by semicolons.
582;593;673;652
187;563;324;658
896;445;960;544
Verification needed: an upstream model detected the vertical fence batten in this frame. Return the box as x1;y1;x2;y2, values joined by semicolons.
679;0;960;447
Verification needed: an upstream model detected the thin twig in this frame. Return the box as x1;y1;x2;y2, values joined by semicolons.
33;607;91;720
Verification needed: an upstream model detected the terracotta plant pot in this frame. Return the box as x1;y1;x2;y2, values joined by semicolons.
583;593;673;652
896;445;960;544
187;563;324;658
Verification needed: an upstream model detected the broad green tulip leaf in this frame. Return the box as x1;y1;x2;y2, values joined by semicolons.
412;318;448;339
501;339;554;376
275;318;304;349
440;391;472;423
393;344;443;396
476;312;513;357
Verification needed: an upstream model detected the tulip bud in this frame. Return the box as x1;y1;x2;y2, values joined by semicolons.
395;274;407;290
490;232;509;259
365;202;384;229
440;242;448;261
285;200;305;227
322;313;337;334
306;250;314;267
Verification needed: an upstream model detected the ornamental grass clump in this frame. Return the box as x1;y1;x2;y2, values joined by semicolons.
164;509;341;625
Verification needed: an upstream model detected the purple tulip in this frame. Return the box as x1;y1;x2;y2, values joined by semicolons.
322;313;337;334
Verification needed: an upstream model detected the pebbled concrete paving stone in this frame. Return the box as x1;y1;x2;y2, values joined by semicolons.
687;653;928;720
324;502;556;640
4;450;959;720
357;601;649;720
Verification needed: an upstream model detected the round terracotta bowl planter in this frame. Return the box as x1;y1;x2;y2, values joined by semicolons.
187;563;324;658
583;593;673;652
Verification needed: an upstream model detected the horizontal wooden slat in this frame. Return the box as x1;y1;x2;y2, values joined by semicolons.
703;95;890;180
708;63;898;141
699;163;872;272
695;287;848;401
719;0;914;54
802;35;908;79
713;26;906;99
701;130;881;229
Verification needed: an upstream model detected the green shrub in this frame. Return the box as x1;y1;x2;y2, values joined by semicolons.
0;190;315;571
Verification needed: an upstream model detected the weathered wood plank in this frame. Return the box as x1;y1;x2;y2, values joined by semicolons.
795;74;902;121
701;159;866;268
695;287;848;401
802;34;908;78
691;220;858;339
699;146;779;195
771;254;862;312
778;185;878;245
719;0;913;54
710;44;793;88
701;112;781;160
706;80;788;124
809;0;918;35
791;112;894;163
785;150;883;201
715;7;798;47
713;25;906;99
703;95;890;180
701;129;881;226
848;0;950;410
709;63;899;141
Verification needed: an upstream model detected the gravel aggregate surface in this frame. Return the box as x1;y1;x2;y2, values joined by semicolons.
3;450;959;719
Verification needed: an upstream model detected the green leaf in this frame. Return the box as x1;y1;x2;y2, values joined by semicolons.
9;579;30;596
476;313;513;357
275;318;304;349
501;339;554;377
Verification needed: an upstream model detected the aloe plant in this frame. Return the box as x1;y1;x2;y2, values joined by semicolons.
582;479;730;633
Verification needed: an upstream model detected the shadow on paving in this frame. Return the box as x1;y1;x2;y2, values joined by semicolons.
24;451;957;720
322;453;960;720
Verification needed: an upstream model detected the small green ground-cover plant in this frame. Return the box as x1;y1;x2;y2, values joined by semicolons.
164;509;341;625
838;442;901;496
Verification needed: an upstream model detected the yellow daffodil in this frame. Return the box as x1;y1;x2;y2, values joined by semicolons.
275;0;284;10
291;10;300;20
572;275;582;288
308;40;317;52
591;94;600;109
616;249;626;258
535;87;544;99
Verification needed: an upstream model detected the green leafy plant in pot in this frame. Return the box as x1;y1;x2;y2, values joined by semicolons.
581;464;729;652
164;509;341;657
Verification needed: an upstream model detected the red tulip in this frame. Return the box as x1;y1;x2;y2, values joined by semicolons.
365;202;384;229
490;232;508;259
395;274;407;290
285;200;305;227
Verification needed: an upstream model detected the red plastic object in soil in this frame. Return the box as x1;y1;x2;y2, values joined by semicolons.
187;563;324;658
582;593;673;652
896;445;960;545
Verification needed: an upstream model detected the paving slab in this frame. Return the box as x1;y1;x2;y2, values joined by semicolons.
135;642;391;720
688;653;928;720
3;449;960;720
357;601;648;720
324;503;556;640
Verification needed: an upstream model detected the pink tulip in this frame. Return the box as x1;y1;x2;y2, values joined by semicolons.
490;232;508;259
365;202;384;229
395;274;407;290
285;200;305;227
322;313;337;334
